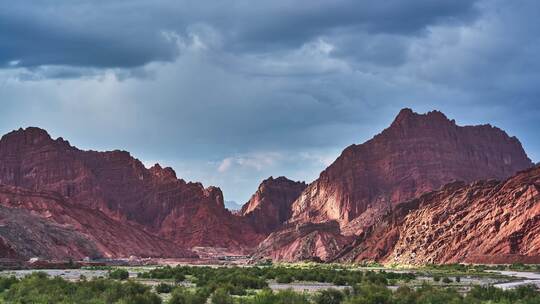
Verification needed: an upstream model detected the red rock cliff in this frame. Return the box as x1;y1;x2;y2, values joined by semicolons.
0;184;191;260
0;127;262;253
292;108;532;231
240;176;307;234
256;109;533;262
334;166;540;265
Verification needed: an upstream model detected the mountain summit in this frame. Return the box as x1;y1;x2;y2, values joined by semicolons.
254;108;533;262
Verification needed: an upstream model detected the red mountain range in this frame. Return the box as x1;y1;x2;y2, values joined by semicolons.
0;109;537;264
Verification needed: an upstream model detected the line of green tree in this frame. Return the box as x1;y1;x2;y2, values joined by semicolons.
138;265;416;295
0;272;160;304
423;263;540;273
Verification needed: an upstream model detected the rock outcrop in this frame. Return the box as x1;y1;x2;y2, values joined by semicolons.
335;166;540;265
0;184;192;260
251;221;351;262
292;109;532;229
256;109;533;261
241;177;307;234
0;127;262;256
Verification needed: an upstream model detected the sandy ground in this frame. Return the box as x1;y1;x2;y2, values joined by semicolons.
490;271;540;289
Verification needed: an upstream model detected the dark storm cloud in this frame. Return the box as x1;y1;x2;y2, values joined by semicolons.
226;0;478;51
0;2;178;69
0;0;478;70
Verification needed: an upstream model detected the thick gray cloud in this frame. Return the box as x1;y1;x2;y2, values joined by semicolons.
0;0;538;202
0;0;477;69
0;3;175;69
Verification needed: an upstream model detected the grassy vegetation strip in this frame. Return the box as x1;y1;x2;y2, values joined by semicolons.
1;265;540;303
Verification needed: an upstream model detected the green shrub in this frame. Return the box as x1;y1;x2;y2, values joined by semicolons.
315;288;344;304
211;288;233;304
276;274;293;284
169;287;208;304
174;272;186;283
393;286;417;304
109;268;129;280
333;276;347;286
275;289;310;304
415;285;461;304
222;282;246;296
1;274;160;304
0;276;18;292
348;282;392;304
155;282;173;293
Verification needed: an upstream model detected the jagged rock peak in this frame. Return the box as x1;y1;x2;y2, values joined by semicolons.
390;108;453;128
244;176;307;212
1;127;53;145
149;163;177;179
0;127;77;153
259;176;307;190
393;107;415;122
240;176;307;234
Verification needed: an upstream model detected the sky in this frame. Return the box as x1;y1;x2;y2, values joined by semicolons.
1;0;539;204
